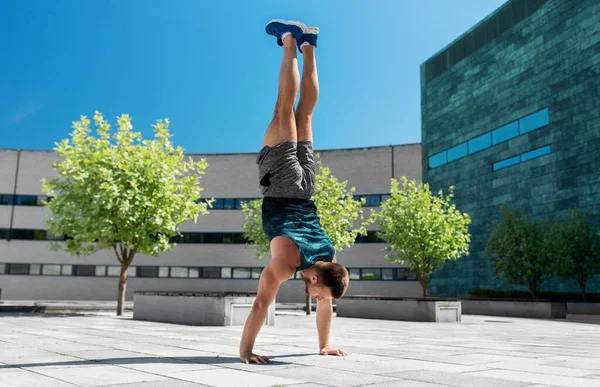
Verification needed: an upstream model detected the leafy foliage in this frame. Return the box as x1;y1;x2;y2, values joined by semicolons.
370;177;471;296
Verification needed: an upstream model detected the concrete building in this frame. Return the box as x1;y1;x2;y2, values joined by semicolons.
0;144;423;302
421;0;600;296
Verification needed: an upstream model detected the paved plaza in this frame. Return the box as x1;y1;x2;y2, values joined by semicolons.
0;311;599;387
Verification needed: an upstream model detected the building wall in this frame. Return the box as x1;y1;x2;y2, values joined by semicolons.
0;144;423;302
421;0;600;296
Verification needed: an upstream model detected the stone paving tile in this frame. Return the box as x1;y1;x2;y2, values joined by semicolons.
105;381;210;387
261;366;400;386
34;364;171;386
474;360;598;377
465;369;600;387
0;368;78;386
536;361;600;372
386;370;531;387
106;357;219;374
163;368;303;387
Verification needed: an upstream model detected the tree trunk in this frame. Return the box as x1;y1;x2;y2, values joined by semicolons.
305;293;311;315
117;265;128;316
419;277;429;297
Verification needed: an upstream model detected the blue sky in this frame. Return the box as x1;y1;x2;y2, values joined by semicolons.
0;0;506;154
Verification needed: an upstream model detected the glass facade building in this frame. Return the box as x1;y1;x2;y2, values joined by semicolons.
421;0;600;296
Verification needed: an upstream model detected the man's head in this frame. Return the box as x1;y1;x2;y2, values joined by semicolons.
302;262;349;301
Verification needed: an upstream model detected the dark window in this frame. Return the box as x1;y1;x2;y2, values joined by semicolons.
212;199;224;209
73;265;96;276
137;266;159;277
11;229;45;240
233;268;251;279
468;133;492;154
233;233;247;244
204;233;223;244
0;194;14;205
183;233;203;243
7;263;30;275
364;195;382;207
222;233;234;244
235;199;248;209
396;268;417;280
356;231;384;244
493;155;521;171
16;195;37;206
361;268;381;280
520;108;549;134
492;121;519;145
521;145;551;162
428;151;447;169
223;199;235;209
447;142;468;162
0;229;8;239
202;267;220;278
46;231;65;241
36;196;48;206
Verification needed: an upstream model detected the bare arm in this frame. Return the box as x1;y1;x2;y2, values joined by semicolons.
316;255;347;356
239;258;294;363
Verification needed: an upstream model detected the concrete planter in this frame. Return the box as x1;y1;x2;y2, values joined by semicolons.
566;302;600;315
133;291;274;326
461;299;566;319
336;296;461;322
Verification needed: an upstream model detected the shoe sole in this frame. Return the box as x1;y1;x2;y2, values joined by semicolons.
266;19;307;31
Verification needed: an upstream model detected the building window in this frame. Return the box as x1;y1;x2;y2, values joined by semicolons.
468;133;491;154
204;233;223;244
0;229;8;239
251;267;263;279
7;263;30;275
235;199;248;209
16;195;37;206
492;121;519;145
170;267;188;278
107;266;121;277
221;267;232;279
447;142;468;162
61;265;73;276
36;196;49;206
493;155;521;171
355;231;385;244
364;195;382;207
0;195;14;205
520;108;549;134
30;264;41;275
382;268;394;280
212;199;224;209
158;267;169;277
42;265;61;276
223;199;235;209
348;268;360;280
521;145;551;162
0;264;5;274
127;267;136;277
202;267;220;278
10;229;45;240
137;266;159;278
361;268;381;280
233;267;251;279
95;266;107;276
46;231;65;241
428;151;447;169
189;267;200;278
72;265;95;276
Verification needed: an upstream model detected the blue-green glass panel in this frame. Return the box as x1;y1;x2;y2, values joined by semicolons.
468;133;491;154
364;195;381;207
492;122;519;145
447;142;468;162
521;145;551;162
428;151;447;169
520;108;549;134
493;156;521;171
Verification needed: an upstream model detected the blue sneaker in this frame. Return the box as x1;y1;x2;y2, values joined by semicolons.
265;19;306;46
298;27;319;52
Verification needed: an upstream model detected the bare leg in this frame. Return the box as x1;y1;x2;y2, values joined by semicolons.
296;45;318;143
262;37;300;148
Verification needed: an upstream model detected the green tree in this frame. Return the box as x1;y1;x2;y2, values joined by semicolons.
550;210;600;300
42;112;211;315
241;161;369;313
485;204;552;299
370;177;471;296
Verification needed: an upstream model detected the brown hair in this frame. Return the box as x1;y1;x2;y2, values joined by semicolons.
316;262;349;299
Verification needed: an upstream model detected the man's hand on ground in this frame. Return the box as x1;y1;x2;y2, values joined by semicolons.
320;346;348;356
240;352;272;364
